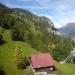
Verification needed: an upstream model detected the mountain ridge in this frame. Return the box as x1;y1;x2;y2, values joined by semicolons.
0;3;75;61
58;23;75;38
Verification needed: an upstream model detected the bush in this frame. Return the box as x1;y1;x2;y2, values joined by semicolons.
17;62;26;69
24;57;30;66
0;65;6;75
17;57;30;69
11;28;24;41
15;45;30;69
0;34;6;45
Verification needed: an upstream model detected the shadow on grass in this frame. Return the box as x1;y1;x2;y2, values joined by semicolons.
0;69;6;75
0;40;6;45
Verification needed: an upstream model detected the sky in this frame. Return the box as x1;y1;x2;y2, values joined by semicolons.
1;0;75;28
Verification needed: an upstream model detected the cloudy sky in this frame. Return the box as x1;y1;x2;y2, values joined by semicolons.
1;0;75;28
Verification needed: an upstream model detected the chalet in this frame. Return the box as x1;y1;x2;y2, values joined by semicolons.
30;53;55;75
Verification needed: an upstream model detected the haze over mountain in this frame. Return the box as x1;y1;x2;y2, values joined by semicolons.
58;23;75;38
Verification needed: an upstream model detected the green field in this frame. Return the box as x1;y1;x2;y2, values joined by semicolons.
55;63;75;75
0;29;38;75
0;29;75;75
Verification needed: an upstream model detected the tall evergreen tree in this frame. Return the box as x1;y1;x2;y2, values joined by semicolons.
15;45;25;69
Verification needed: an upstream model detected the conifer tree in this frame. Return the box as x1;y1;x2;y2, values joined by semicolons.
15;45;25;69
15;44;29;69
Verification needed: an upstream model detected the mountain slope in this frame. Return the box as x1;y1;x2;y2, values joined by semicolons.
0;3;75;75
0;3;55;51
0;3;75;61
0;28;75;75
58;23;75;37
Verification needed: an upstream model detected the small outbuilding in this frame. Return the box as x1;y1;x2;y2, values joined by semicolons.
30;53;55;74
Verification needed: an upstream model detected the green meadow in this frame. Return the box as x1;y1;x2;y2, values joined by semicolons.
0;29;75;75
0;29;37;75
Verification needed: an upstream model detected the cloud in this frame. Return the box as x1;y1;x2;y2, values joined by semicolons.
35;0;51;8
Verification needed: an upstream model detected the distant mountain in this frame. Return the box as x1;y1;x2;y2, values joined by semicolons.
58;23;75;38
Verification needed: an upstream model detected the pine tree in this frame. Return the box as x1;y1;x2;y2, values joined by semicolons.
15;45;25;69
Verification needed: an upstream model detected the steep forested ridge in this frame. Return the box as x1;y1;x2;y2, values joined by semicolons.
0;3;75;61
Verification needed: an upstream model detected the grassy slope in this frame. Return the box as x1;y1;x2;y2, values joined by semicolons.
55;63;75;75
0;29;38;75
0;28;75;75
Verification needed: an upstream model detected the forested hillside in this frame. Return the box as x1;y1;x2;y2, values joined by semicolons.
0;3;75;61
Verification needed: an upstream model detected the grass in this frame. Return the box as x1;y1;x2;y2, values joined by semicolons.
0;28;75;75
0;29;38;75
55;62;75;75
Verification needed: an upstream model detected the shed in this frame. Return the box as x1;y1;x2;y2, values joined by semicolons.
30;53;55;74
